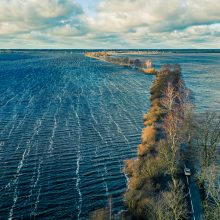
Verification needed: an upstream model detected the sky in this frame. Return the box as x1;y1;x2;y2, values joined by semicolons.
0;0;220;49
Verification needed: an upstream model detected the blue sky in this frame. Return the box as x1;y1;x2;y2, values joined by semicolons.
0;0;220;49
75;0;99;16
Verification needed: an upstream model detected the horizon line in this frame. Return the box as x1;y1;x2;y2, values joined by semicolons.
1;48;220;50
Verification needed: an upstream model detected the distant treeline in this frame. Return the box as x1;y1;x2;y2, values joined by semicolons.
85;51;157;74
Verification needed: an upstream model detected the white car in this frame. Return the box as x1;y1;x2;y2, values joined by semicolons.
184;168;191;176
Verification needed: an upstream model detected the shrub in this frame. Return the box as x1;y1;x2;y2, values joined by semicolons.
124;159;135;176
128;176;144;190
144;117;157;126
151;98;160;107
124;190;140;211
140;198;157;220
150;69;176;101
89;208;109;220
138;143;151;156
149;105;162;116
141;157;163;179
144;68;157;74
141;126;156;145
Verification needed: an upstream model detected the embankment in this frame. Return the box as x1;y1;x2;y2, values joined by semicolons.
85;51;157;75
124;64;190;219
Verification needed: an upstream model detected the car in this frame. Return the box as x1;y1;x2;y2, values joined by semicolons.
184;167;191;176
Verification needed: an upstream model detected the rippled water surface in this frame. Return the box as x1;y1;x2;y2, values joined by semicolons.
0;51;154;219
129;52;220;112
0;51;219;219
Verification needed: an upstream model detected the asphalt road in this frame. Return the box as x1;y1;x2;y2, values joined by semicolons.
185;173;203;220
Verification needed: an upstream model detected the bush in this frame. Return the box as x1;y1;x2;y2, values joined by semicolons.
151;73;168;100
144;68;157;74
124;190;140;211
151;98;160;107
138;143;151;156
144;116;157;126
141;157;163;179
124;159;135;176
141;126;156;145
128;176;145;190
150;105;162;115
89;208;109;220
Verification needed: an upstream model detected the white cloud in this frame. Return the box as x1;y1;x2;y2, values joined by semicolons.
0;0;83;36
0;0;220;48
87;0;220;33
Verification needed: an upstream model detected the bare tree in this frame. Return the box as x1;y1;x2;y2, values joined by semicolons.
206;164;220;202
154;181;188;220
189;112;220;219
161;109;183;186
161;82;178;113
203;164;220;220
194;112;220;170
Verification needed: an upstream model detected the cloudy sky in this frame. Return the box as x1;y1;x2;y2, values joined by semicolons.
0;0;220;49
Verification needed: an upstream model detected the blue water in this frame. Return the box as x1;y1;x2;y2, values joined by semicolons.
0;51;154;219
0;51;220;219
128;52;220;112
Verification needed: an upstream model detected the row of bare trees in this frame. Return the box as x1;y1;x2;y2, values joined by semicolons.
160;79;220;219
156;80;191;219
190;112;220;219
124;65;191;220
124;64;220;220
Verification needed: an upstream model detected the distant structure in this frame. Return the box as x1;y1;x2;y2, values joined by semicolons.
146;59;152;68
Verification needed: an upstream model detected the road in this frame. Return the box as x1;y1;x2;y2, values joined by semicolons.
185;169;203;220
